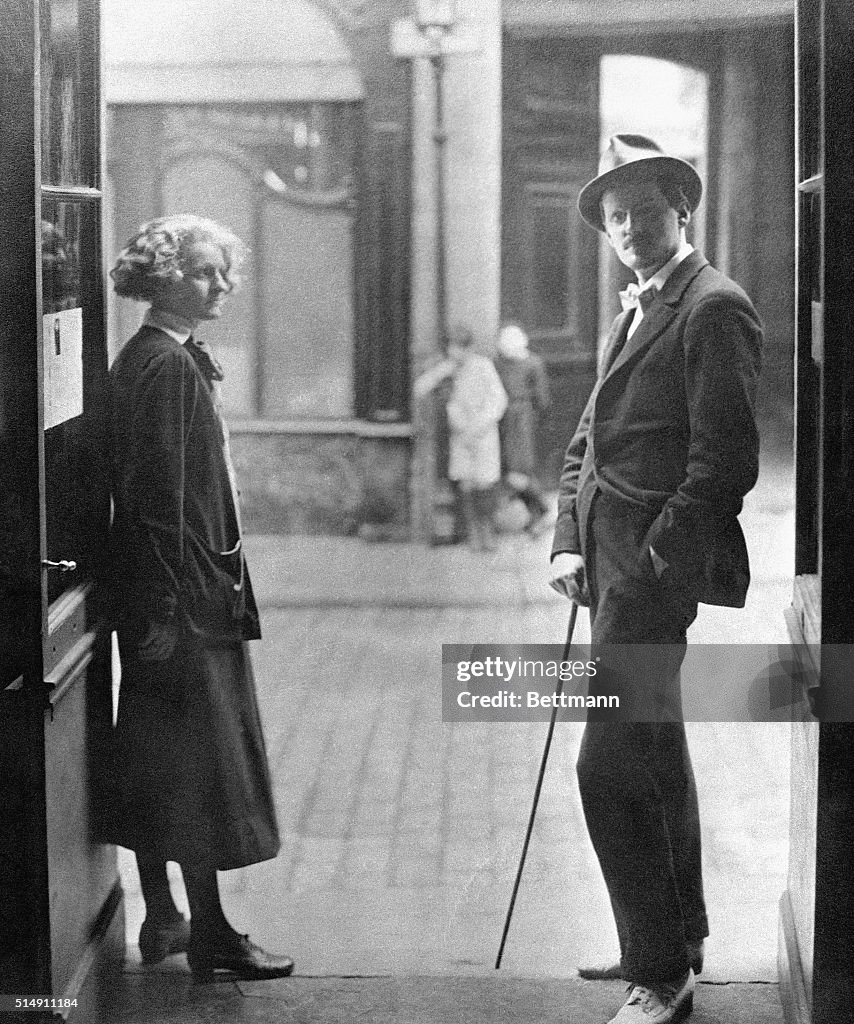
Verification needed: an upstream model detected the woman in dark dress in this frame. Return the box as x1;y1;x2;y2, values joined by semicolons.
494;322;552;535
103;215;293;983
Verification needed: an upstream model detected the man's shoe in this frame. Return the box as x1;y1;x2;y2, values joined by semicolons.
138;914;191;965
187;933;295;984
608;970;695;1024
579;940;703;981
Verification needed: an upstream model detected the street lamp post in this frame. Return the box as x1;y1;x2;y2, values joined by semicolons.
391;2;478;540
393;0;460;350
427;45;448;352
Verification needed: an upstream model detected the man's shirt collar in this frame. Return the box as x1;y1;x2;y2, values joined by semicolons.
641;241;694;295
624;243;694;341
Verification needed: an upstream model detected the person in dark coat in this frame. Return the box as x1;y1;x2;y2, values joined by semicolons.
494;322;552;535
103;215;294;983
548;136;762;1024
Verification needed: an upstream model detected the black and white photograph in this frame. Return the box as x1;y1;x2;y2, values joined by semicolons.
2;1;852;1023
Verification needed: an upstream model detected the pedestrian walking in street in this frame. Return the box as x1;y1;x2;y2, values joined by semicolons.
101;214;295;984
548;135;762;1023
494;322;552;536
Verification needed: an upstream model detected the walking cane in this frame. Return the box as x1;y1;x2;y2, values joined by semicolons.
495;600;579;969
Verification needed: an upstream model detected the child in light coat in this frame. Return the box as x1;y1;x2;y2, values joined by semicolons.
415;326;507;550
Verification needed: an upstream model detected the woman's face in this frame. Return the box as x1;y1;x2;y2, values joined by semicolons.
152;240;232;323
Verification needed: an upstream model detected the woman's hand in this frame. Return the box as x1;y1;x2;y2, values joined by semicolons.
138;620;180;662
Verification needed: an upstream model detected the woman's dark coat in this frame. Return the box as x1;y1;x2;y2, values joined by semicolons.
101;325;279;869
495;352;550;477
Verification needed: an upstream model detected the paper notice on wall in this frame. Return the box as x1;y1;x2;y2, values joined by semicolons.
43;307;83;430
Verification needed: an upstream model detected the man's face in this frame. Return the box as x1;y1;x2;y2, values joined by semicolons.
601;174;685;282
154;240;232;323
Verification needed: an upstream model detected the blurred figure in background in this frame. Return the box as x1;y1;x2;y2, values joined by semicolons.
446;326;507;550
415;326;507;550
494;322;552;537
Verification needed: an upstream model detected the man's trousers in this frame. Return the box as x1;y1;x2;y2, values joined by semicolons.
577;488;709;983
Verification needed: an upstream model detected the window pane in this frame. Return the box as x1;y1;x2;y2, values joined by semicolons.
42;204;81;312
173;104;357;196
40;0;96;186
41;201;108;605
153;102;357;419
261;201;354;418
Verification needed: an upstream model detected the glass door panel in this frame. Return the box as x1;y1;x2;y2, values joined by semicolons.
41;200;108;610
40;0;98;188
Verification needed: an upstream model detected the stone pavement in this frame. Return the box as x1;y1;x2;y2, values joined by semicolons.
108;973;784;1024
111;429;794;1022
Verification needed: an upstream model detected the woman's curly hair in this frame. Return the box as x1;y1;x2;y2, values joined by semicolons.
110;214;248;302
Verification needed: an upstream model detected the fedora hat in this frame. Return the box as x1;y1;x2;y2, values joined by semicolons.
577;134;703;231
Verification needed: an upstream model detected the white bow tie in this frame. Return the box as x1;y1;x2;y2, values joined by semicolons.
619;282;659;313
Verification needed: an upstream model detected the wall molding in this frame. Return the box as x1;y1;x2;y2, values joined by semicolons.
231;417;412;438
106;65;363;105
504;0;793;35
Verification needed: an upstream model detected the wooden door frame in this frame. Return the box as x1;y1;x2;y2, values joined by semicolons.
780;1;854;1022
0;1;124;1017
0;0;52;993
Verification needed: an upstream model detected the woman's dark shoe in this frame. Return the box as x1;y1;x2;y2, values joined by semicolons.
138;914;191;965
187;933;295;984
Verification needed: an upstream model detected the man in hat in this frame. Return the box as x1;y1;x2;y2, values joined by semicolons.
548;135;762;1023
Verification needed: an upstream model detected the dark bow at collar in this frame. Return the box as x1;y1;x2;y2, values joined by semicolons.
184;336;225;383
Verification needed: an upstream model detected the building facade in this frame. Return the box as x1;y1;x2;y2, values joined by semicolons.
104;0;794;539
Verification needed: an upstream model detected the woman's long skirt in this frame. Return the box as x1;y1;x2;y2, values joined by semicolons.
99;632;280;870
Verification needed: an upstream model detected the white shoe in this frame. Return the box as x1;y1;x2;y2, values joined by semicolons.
608;969;695;1023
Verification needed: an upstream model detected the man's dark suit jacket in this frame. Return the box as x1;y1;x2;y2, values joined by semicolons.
551;250;763;608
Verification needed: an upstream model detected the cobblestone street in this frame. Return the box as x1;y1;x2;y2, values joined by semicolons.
119;443;794;985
